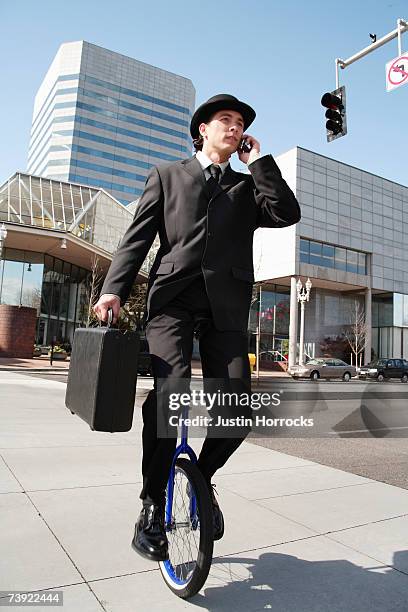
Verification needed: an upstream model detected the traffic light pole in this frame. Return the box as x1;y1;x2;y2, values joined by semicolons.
335;17;408;88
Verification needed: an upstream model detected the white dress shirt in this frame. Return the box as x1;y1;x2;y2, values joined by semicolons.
195;150;230;179
195;148;266;178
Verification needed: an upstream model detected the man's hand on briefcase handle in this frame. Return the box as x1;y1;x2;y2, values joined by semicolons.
93;294;121;324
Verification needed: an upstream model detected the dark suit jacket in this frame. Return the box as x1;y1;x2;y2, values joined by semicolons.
101;154;301;331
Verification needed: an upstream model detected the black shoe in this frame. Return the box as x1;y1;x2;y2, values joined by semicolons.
131;503;169;561
210;484;224;541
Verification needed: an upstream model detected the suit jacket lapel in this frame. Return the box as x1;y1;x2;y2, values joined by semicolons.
220;164;242;189
181;156;243;201
181;156;211;197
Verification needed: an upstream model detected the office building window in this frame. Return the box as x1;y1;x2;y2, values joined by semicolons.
300;238;367;275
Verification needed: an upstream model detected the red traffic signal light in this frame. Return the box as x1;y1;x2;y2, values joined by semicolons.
321;86;347;142
321;92;344;110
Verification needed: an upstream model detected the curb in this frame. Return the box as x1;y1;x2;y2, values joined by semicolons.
0;368;70;373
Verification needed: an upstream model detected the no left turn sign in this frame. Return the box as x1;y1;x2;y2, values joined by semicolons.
386;52;408;91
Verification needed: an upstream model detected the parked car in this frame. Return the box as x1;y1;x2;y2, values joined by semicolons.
358;358;408;382
289;358;356;381
137;337;152;376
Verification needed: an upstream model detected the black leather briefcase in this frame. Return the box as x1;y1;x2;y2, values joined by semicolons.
65;316;141;432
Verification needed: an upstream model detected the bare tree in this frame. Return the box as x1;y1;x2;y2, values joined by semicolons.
86;255;103;327
140;236;160;276
84;253;148;331
21;287;42;313
119;282;148;331
343;300;367;366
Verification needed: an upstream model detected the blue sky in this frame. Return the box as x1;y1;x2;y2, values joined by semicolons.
1;0;407;185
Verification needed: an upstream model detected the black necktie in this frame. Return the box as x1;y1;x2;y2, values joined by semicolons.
209;164;221;184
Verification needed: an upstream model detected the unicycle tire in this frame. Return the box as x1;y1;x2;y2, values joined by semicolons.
159;457;214;598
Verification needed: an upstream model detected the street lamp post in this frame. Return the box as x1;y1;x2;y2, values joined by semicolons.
296;277;312;366
0;223;7;258
255;283;262;382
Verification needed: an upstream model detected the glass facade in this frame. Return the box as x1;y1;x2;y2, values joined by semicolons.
29;102;190;174
0;173;136;264
372;293;393;327
220;281;408;361
68;174;144;202
257;147;408;362
0;249;43;310
32;128;185;178
296;146;408;296
38;254;90;346
0;248;90;346
29;72;191;146
300;237;367;275
248;284;290;359
50;158;147;183
71;143;153;169
0;171;158;353
371;293;408;359
27;41;195;206
393;293;408;327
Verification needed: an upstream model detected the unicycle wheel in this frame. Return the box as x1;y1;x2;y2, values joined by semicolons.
159;457;213;598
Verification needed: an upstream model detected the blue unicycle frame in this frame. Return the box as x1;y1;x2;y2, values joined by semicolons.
162;405;198;582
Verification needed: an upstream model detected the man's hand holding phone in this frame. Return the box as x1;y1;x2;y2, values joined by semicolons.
237;134;261;165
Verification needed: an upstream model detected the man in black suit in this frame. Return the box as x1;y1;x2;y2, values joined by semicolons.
94;94;301;561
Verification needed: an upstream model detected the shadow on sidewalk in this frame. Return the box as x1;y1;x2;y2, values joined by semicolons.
189;549;408;611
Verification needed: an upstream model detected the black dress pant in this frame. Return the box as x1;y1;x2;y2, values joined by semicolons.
140;274;251;504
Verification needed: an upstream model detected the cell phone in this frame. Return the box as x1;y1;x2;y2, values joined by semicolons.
239;138;252;153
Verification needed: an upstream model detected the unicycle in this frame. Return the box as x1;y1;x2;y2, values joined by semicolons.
159;406;214;598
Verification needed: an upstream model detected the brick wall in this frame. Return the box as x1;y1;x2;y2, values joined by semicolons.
0;305;37;358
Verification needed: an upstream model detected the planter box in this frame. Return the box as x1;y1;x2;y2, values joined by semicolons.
48;352;67;361
0;305;37;358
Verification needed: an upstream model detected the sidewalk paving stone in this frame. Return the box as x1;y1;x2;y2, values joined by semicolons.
28;484;161;581
212;447;315;476
89;535;408;612
0;584;105;612
1;445;142;491
0;456;23;493
215;463;370;500
0;492;83;592
257;481;408;532
326;515;408;573
27;481;316;583
0;377;133;449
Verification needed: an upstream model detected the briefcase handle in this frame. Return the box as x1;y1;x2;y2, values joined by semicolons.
98;307;114;328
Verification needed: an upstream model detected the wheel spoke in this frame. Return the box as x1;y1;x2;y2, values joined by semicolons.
160;459;213;597
166;468;200;582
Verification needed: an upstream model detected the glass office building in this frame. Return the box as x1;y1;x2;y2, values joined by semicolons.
27;41;195;205
252;147;408;365
0;172;139;346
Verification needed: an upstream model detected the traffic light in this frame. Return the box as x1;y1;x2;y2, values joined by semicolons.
320;85;347;142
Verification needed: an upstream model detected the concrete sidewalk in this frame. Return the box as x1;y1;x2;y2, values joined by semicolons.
0;355;290;379
0;356;71;372
1;370;408;611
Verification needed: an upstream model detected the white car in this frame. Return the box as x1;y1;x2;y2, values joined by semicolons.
289;358;357;381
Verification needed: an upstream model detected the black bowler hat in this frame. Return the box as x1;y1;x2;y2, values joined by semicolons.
190;93;256;140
